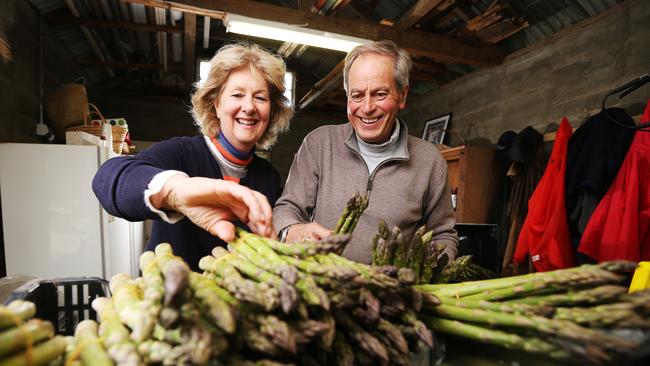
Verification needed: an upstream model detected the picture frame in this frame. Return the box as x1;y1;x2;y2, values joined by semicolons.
422;113;452;145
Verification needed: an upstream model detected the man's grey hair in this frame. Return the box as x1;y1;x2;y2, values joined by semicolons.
343;40;413;95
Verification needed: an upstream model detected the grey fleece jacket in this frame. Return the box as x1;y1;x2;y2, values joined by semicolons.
273;122;458;264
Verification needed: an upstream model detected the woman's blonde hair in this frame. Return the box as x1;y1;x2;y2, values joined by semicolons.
191;43;293;149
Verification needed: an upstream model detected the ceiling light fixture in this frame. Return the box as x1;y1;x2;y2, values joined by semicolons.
224;13;369;53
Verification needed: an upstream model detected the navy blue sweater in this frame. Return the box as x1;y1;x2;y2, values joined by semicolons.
92;135;282;270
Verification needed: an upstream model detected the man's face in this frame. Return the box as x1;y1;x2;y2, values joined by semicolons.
346;53;408;144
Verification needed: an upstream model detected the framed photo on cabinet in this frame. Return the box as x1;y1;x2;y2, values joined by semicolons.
422;113;452;145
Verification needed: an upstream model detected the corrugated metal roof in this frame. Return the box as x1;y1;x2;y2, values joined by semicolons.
29;0;66;14
25;0;625;103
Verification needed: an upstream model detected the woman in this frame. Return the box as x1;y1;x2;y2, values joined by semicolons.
92;43;293;270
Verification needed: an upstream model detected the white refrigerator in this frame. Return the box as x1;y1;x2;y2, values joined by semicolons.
0;143;144;279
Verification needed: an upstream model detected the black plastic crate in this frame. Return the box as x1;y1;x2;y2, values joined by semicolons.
3;277;109;335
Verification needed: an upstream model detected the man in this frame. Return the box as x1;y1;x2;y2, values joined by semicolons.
273;40;458;263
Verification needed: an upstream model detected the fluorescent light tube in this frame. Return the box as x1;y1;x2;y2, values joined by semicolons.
224;13;369;53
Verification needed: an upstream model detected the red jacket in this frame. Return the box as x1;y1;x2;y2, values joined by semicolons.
514;118;574;271
578;100;650;261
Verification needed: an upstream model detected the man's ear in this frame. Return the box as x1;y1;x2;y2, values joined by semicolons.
398;86;409;110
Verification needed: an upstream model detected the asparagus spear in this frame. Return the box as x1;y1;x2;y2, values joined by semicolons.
421;316;570;360
138;251;164;319
278;254;357;280
427;303;636;353
73;320;113;366
332;333;355;366
0;336;67;366
137;339;173;364
153;243;190;306
505;285;627;306
418;263;626;299
334;193;359;234
554;290;650;328
188;272;236;334
433;297;553;317
109;273;155;343
0;319;54;358
0;300;36;329
346;195;369;234
229;236;298;284
222;253;298;314
400;311;433;349
333;310;389;364
91;297;141;366
199;255;279;311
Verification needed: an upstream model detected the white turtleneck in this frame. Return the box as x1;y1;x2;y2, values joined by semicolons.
355;121;401;175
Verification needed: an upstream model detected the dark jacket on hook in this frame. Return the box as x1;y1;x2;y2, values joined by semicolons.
564;108;635;239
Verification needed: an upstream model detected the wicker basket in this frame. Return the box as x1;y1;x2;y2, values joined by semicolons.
66;103;129;154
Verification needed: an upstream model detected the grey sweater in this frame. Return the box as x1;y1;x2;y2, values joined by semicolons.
273;122;458;264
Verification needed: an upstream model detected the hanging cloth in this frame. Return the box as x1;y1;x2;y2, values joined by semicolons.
564;108;635;239
578;100;650;261
500;127;545;276
514;118;574;271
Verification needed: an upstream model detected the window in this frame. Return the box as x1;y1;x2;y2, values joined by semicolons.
284;71;294;107
198;59;210;86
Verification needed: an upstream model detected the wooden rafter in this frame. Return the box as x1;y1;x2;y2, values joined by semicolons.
123;0;504;66
413;59;461;77
44;15;184;33
298;60;345;111
78;60;184;70
120;0;226;19
396;0;449;30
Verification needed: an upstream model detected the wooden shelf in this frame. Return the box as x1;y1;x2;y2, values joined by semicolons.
440;145;501;224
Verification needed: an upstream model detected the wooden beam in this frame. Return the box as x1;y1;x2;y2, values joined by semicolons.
395;0;446;30
298;0;313;12
44;14;184;33
184;12;197;86
298;60;345;110
78;60;184;70
128;0;504;66
347;1;379;22
121;0;226;19
413;59;458;76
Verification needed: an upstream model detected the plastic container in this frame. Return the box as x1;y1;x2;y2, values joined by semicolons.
3;277;109;335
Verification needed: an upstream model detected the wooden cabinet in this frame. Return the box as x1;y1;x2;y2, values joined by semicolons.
440;145;501;224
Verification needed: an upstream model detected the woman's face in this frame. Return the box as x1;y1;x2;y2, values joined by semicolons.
214;66;271;151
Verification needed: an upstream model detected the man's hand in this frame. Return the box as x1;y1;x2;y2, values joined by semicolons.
286;222;331;243
152;175;276;242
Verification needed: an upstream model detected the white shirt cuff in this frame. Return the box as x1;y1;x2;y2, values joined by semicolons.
144;170;188;223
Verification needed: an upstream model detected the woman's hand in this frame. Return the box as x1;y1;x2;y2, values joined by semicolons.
285;222;331;243
152;175;276;242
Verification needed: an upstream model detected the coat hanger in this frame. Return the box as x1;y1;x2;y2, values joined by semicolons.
601;73;650;131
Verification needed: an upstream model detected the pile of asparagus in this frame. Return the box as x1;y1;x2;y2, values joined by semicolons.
0;300;67;366
80;229;433;365
417;261;649;364
371;220;495;284
332;192;369;235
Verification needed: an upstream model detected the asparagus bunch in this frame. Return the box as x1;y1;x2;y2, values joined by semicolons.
0;300;67;366
88;243;234;365
372;221;494;284
417;261;647;365
333;192;369;235
196;229;434;365
83;232;433;365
